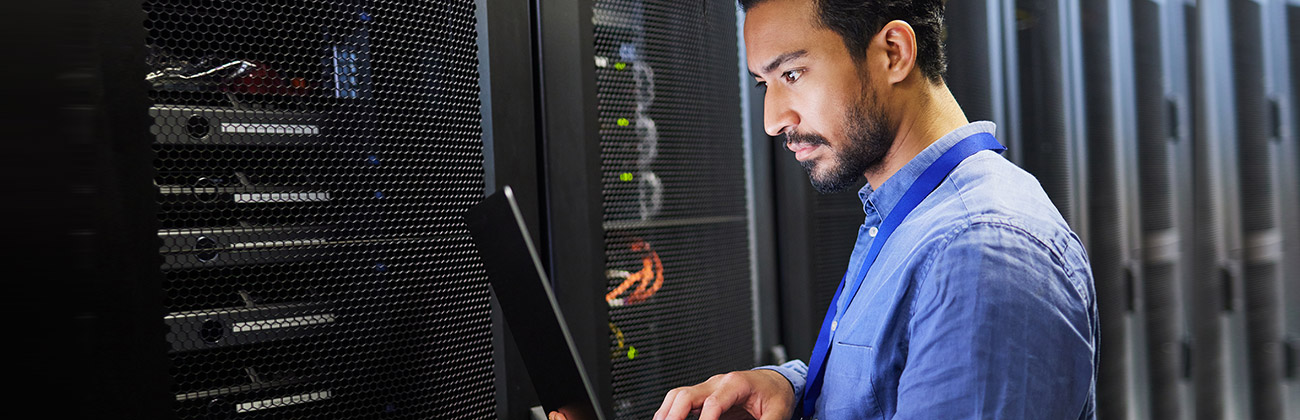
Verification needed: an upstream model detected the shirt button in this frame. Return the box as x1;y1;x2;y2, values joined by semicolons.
830;321;837;331
868;226;879;237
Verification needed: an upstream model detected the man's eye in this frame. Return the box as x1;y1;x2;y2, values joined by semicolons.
754;80;768;89
782;69;803;83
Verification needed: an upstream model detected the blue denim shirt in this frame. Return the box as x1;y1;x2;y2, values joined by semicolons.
760;122;1098;419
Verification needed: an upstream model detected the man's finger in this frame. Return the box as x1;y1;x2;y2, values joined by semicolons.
664;387;704;420
696;387;742;420
654;388;681;420
670;387;712;420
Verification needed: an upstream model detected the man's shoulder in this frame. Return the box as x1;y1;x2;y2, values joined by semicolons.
907;152;1092;287
934;151;1079;249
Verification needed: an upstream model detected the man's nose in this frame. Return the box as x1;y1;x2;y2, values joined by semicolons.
763;87;798;137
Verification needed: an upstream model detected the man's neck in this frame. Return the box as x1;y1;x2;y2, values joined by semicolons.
864;84;970;188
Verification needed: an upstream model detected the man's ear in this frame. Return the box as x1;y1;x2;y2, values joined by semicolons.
875;20;918;85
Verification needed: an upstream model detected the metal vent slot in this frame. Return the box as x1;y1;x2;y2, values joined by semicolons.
151;106;323;145
165;301;336;352
158;226;333;269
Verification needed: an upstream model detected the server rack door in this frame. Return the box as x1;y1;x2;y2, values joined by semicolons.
946;0;1021;163
1189;1;1252;418
1081;0;1147;418
592;1;757;417
1133;0;1198;418
1229;1;1288;418
145;0;496;417
475;0;546;417
1015;0;1090;246
532;0;613;416
9;0;171;416
1286;2;1300;418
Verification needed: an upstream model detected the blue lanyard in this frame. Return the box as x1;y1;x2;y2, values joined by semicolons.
800;133;1005;418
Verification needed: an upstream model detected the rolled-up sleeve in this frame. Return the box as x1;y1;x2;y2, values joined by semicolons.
894;222;1094;419
753;359;808;401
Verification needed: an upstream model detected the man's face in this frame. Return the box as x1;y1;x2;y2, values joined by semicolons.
745;0;895;193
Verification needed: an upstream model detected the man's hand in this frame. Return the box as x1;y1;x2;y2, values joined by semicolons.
653;369;796;420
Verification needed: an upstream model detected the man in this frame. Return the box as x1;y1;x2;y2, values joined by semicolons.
651;0;1097;419
555;0;1096;419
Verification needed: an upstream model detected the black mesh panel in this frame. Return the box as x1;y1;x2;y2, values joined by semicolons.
145;0;494;417
1080;2;1133;418
1132;1;1190;417
810;184;868;330
1229;1;1286;418
1017;0;1078;226
593;0;755;418
946;0;996;124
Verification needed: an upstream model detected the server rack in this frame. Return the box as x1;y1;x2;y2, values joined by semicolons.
18;0;500;417
946;0;1021;163
1189;1;1253;418
773;158;866;362
9;0;170;416
1080;1;1147;418
531;0;613;418
474;0;549;417
1132;0;1198;418
592;1;758;418
1015;0;1090;245
1287;2;1300;418
1234;0;1298;418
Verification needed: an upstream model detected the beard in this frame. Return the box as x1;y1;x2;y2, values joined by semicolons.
786;84;894;194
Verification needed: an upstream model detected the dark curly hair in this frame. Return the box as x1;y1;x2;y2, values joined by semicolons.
740;0;948;84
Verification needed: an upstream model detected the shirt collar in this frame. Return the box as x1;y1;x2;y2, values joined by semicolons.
859;121;998;218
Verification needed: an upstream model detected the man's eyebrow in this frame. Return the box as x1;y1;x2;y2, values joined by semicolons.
749;50;809;78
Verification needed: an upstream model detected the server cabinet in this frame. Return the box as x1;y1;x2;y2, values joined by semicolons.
1189;1;1252;419
592;1;757;417
1286;2;1300;418
9;0;171;416
1081;1;1147;418
1015;0;1090;244
18;0;499;417
532;0;614;417
474;0;547;417
1132;0;1198;418
1232;0;1296;418
773;162;866;362
946;0;1021;163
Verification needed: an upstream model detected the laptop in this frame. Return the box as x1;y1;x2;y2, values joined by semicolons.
464;186;606;420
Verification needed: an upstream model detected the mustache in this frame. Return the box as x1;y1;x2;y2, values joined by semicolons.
784;130;831;148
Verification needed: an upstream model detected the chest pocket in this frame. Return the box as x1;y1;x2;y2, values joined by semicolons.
820;342;883;419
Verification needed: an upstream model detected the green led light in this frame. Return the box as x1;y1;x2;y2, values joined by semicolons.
614;62;627;70
617;118;630;126
627;346;637;360
620;173;634;182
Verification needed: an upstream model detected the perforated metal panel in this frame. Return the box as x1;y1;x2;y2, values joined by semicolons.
946;0;1019;162
1230;1;1288;418
593;0;754;417
1189;1;1252;418
145;0;494;417
1016;0;1088;241
1287;4;1300;418
1081;1;1145;418
808;184;869;329
1132;1;1195;418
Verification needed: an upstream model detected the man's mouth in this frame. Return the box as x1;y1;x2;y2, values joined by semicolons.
788;142;820;161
